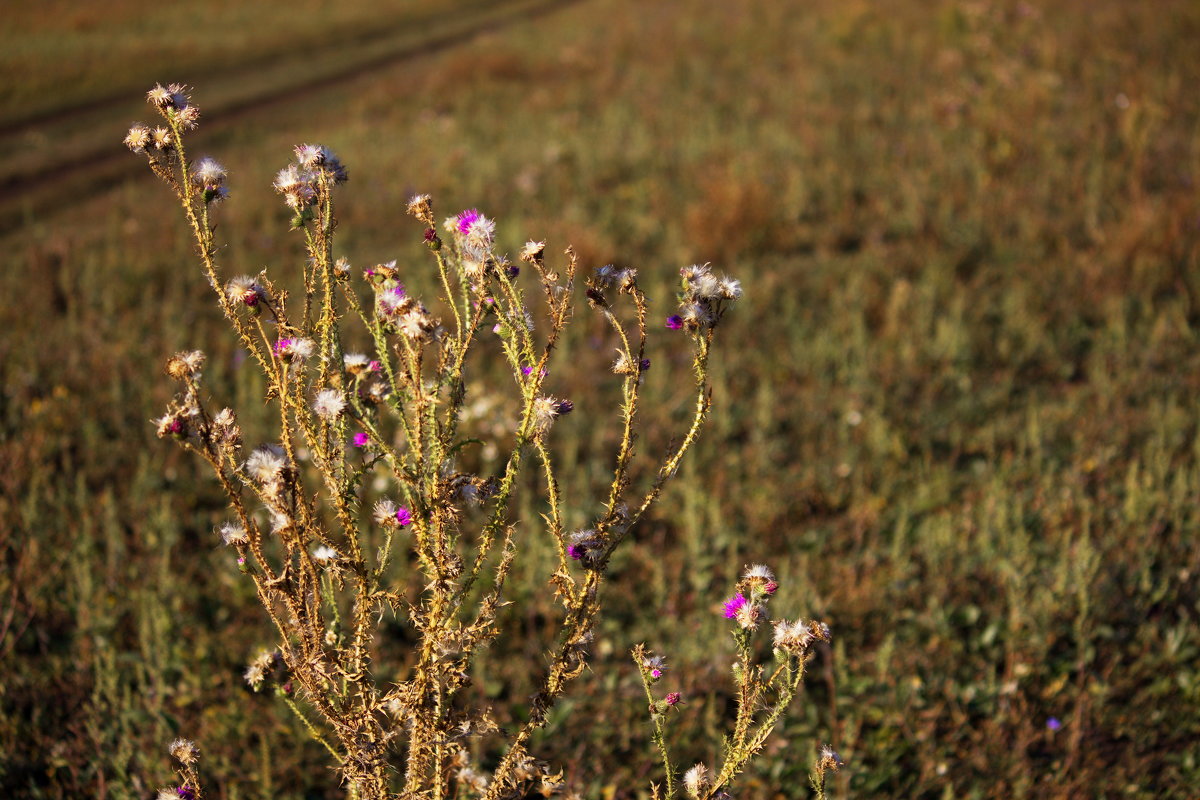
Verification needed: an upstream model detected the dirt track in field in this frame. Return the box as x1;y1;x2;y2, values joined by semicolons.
0;0;586;237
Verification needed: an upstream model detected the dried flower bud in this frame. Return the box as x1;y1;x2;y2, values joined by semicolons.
225;275;268;310
165;350;205;381
219;522;248;546
407;193;433;224
168;738;199;765
819;744;844;771
683;763;710;799
520;240;546;263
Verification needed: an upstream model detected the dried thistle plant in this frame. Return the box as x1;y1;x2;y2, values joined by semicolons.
127;83;833;799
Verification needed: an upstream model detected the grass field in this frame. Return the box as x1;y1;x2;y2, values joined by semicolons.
3;0;1200;797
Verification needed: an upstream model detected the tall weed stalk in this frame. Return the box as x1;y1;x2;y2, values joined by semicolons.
126;84;835;800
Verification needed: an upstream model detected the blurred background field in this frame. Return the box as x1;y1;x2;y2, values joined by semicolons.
3;0;1200;797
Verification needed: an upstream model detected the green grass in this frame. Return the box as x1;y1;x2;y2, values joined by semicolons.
3;0;1200;797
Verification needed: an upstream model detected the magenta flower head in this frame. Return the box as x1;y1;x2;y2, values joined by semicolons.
723;593;748;619
352;432;369;448
666;315;684;330
395;506;413;527
177;788;196;800
651;668;663;679
455;208;483;235
665;692;682;707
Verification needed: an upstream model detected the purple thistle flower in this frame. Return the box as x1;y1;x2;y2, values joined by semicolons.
455;208;483;235
639;358;651;371
723;593;748;619
567;544;584;560
396;507;413;527
177;788;196;800
274;337;294;355
1047;717;1062;731
650;668;663;679
553;399;573;415
391;284;406;298
352;432;369;448
424;227;437;242
368;360;380;373
506;264;520;278
666;315;684;330
665;692;682;706
522;365;534;376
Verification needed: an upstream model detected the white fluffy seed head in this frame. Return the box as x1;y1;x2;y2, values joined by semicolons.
312;388;346;420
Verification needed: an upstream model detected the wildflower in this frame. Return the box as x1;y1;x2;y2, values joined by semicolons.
1047;717;1063;731
344;352;371;374
373;499;398;527
225;275;267;309
175;104;201;130
176;788;196;800
312;388;346;420
722;593;748;619
453;208;496;257
612;350;636;375
642;653;666;681
679;302;710;327
457;767;489;792
219;522;248;546
532;396;572;432
293;143;348;183
269;507;291;533
567;529;603;566
352;431;369;448
639;357;651;371
165;350;205;381
772;619;813;654
665;691;682;706
313;545;338;563
245;445;287;483
683;764;710;799
666;315;684;330
735;601;762;630
123;124;152;153
168;738;199;765
147;82;189;111
520;240;546;262
273;164;317;209
274;337;315;362
191;157;226;190
398;308;435;340
743;563;778;598
155;412;187;439
395;506;413;527
151;126;173;151
244;649;277;691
